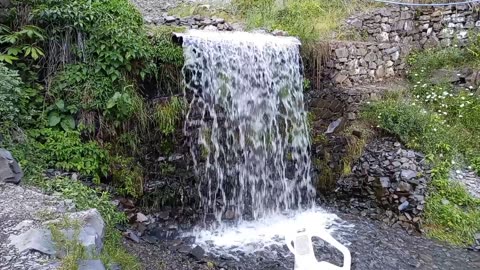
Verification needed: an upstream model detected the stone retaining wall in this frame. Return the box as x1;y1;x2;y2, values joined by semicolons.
346;4;480;48
144;13;237;31
320;41;411;87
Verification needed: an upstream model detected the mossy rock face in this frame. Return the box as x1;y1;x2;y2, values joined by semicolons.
311;120;375;193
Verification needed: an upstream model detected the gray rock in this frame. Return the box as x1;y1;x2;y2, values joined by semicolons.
189;245;205;260
124;230;140;243
335;47;349;59
164;16;176;23
68;209;105;255
214;18;225;24
0;148;23;184
401;170;417;181
398;201;409;211
326;117;345;134
380;177;391;188
398;182;412;193
78;260;106;270
136;212;148;223
204;25;218;31
8;228;56;255
272;29;288;36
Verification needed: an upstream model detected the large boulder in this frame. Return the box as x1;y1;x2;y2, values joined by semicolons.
8;228;56;255
8;209;105;257
65;209;106;255
0;148;23;184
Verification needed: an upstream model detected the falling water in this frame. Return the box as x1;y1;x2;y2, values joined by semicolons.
182;30;315;224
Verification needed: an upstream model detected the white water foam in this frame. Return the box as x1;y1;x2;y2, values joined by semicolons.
190;207;344;257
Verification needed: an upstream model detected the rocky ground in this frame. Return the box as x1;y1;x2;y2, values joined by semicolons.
2;179;479;270
119;207;480;270
0;182;73;270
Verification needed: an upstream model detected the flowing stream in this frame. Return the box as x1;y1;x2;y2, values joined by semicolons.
181;30;339;255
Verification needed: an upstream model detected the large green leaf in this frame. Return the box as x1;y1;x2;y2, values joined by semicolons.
55;100;65;110
48;111;61;126
60;115;76;130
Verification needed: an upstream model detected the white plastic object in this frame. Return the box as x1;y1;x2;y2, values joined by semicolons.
285;228;351;270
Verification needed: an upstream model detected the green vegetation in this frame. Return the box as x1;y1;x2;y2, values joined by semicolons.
233;0;375;41
155;96;185;135
43;177;139;270
363;44;480;245
0;0;186;267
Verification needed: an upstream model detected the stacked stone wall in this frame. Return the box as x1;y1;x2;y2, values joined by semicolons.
346;4;480;48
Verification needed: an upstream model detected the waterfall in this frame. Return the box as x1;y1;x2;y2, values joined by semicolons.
181;30;315;225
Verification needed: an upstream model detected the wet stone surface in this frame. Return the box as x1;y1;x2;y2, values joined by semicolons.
123;208;480;270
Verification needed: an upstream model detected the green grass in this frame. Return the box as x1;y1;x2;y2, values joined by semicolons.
363;44;480;245
234;0;378;42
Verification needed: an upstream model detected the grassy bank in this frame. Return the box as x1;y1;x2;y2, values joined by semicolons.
363;44;480;245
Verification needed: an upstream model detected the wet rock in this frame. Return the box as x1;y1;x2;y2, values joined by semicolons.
189;245;205;260
272;29;288;36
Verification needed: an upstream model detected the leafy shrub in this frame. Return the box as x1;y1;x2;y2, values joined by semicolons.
0;63;22;125
0;24;45;64
110;155;144;198
363;100;449;153
29;128;109;183
105;90;135;126
43;176;125;226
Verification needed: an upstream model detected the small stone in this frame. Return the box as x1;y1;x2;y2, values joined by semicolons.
326;117;345;134
380;177;391;188
136;213;148;223
401;170;417;180
189;245;205;260
165;16;176;23
398;201;409;211
397;181;412;192
204;25;218;31
335;47;349;58
123;230;140;243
